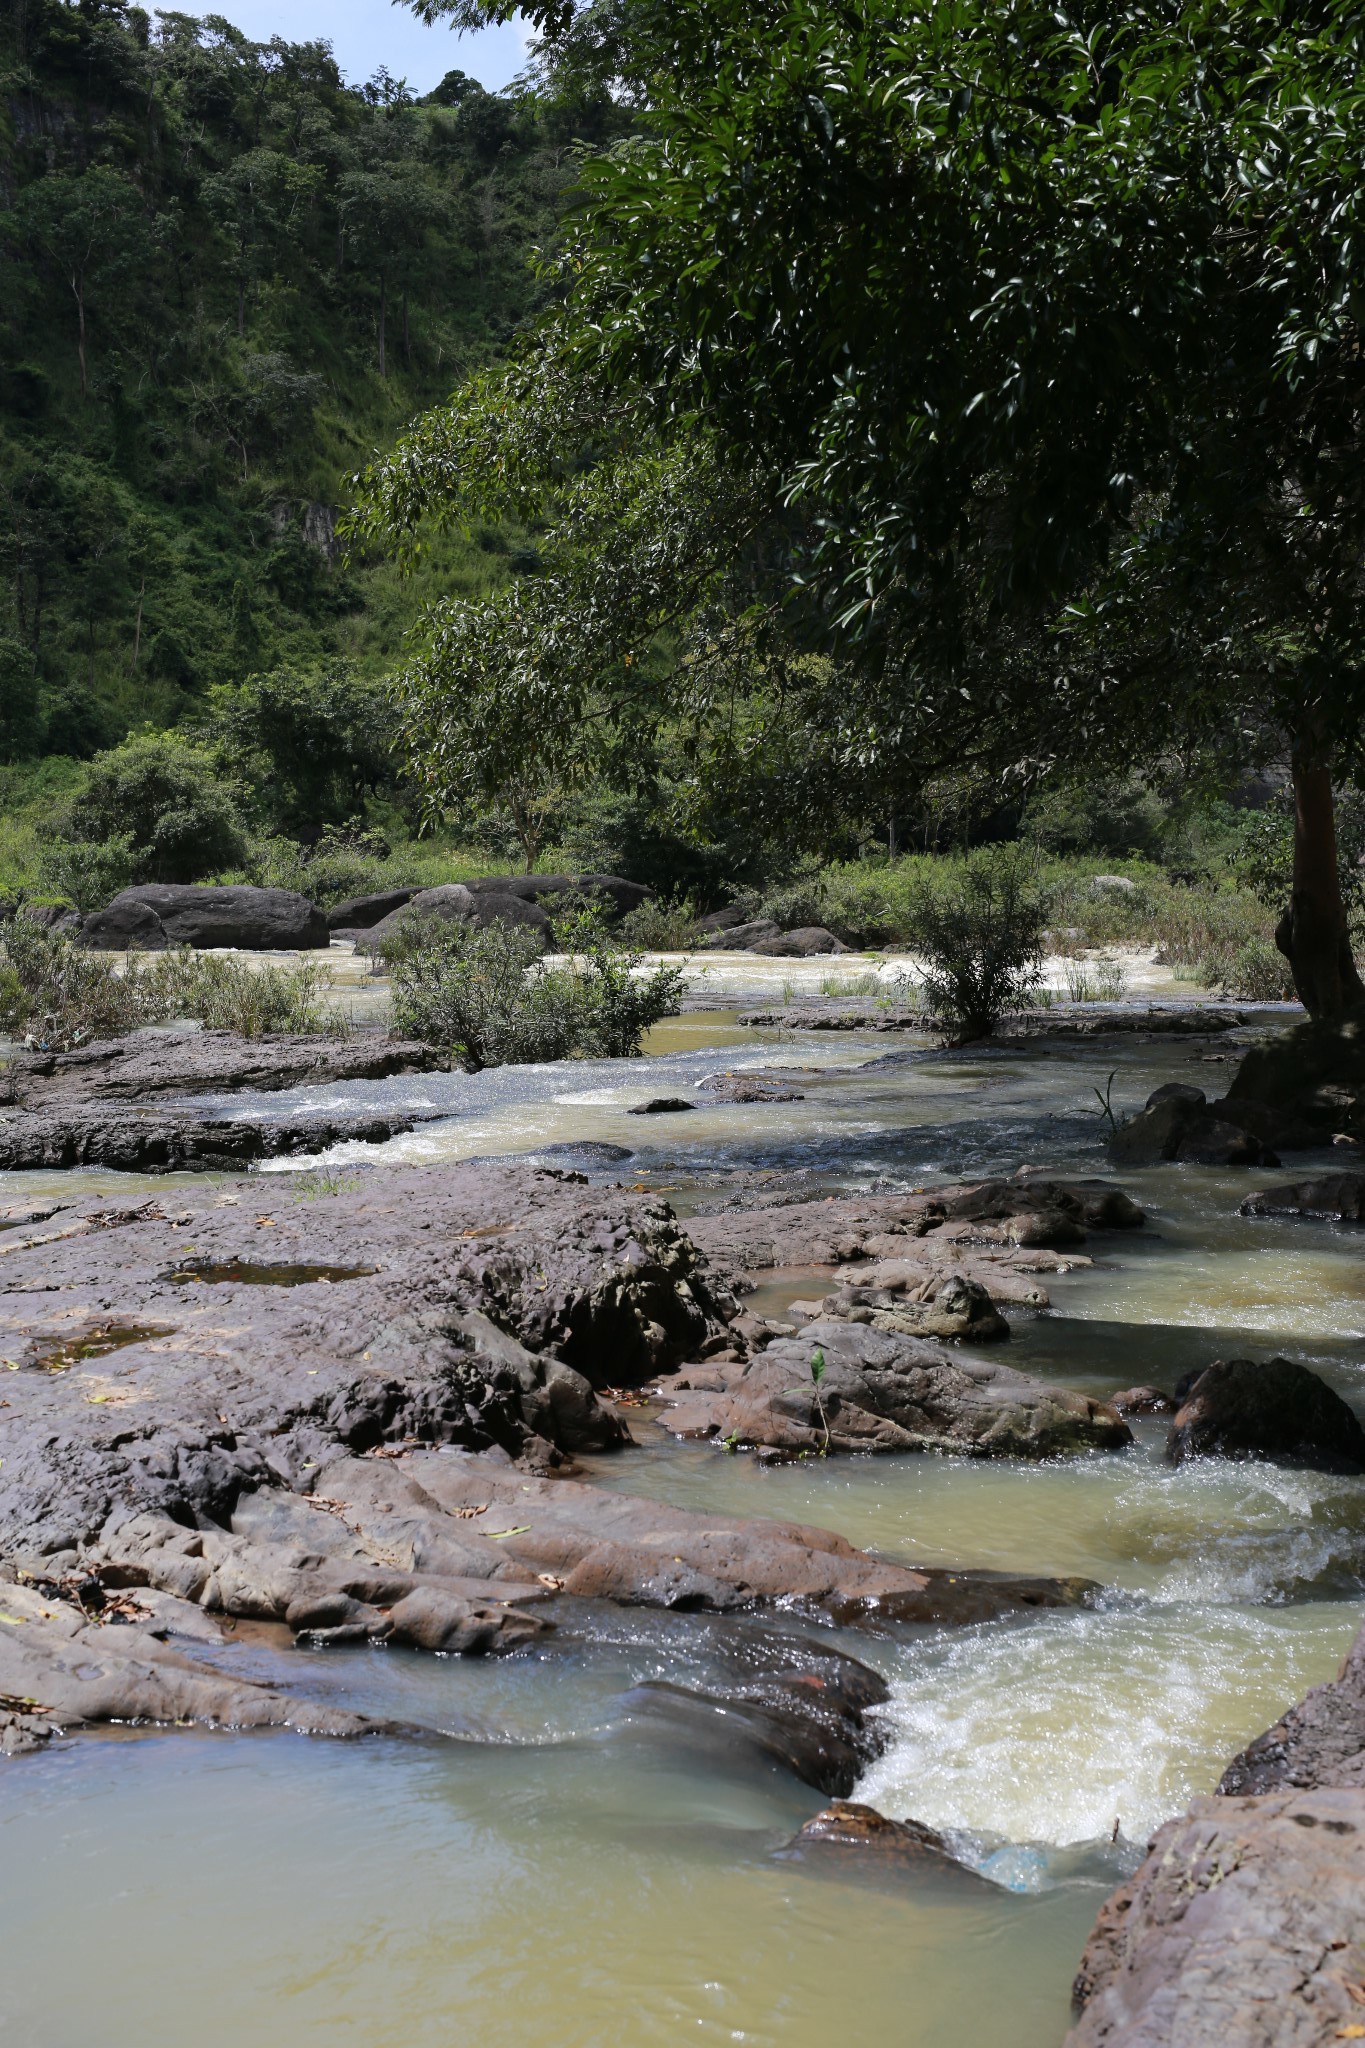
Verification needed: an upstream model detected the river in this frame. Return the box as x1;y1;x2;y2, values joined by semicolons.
1;997;1359;2047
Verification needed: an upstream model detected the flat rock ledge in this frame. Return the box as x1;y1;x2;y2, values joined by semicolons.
0;1162;1095;1762
8;1029;444;1107
735;1001;1246;1038
687;1174;1144;1319
1067;1617;1365;2046
659;1318;1132;1459
0;1105;435;1172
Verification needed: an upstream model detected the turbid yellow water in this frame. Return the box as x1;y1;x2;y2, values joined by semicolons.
0;1007;1360;2047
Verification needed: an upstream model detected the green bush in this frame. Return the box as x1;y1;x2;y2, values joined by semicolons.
0;920;332;1047
50;730;249;886
210;666;401;840
35;834;137;914
905;851;1047;1041
1214;937;1296;1002
384;912;685;1070
617;895;702;950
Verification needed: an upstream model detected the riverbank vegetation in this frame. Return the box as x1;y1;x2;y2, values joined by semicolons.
3;0;1363;1032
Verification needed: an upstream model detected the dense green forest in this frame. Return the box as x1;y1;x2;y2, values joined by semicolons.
0;0;623;838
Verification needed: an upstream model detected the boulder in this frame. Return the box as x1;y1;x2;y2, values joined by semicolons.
695;905;754;933
659;1318;1132;1458
1108;1084;1281;1167
76;896;168;950
20;901;81;931
627;1097;695;1115
326;888;417;931
780;1801;989;1885
1089;874;1137;893
1228;1017;1365;1132
1067;1788;1365;2048
366;883;553;947
1110;1385;1176;1417
749;926;852;957
1166;1357;1365;1472
83;885;329;952
1240;1172;1365;1223
700;919;782;950
462;873;653;918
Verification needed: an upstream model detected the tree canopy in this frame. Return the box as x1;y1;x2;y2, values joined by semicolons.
367;0;1365;1014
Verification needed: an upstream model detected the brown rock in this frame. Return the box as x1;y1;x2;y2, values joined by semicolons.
1166;1357;1365;1473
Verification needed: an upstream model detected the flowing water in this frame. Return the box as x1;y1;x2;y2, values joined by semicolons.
2;1004;1362;2048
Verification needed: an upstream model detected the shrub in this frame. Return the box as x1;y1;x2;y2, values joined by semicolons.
617;895;701;951
552;904;688;1056
1215;937;1296;1002
0;921;332;1047
210;665;399;840
35;834;137;914
246;825;397;908
384;911;684;1070
51;730;249;885
905;851;1047;1042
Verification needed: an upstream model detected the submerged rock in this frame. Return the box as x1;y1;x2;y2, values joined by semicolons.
627;1096;696;1114
1109;1385;1176;1417
1166;1357;1365;1472
780;1800;989;1885
659;1318;1132;1459
1240;1172;1365;1223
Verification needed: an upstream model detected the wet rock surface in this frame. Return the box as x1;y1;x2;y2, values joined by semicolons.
778;1800;989;1885
687;1176;1141;1317
1070;1617;1365;2045
9;1028;443;1106
0;1165;732;1555
1240;1171;1365;1222
1166;1357;1365;1473
1228;1017;1365;1145
0;1104;436;1172
1067;1786;1365;2048
659;1318;1131;1459
736;1001;1246;1036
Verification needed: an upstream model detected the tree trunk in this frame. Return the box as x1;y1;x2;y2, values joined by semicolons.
377;274;386;378
237;276;245;338
72;274;87;397
1274;746;1365;1021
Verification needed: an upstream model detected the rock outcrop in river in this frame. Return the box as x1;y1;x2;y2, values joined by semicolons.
1068;1616;1365;2047
660;1318;1131;1458
0;1162;1106;1761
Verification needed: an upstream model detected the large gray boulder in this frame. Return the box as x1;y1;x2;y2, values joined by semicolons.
749;926;852;957
367;883;553;947
1108;1083;1282;1167
659;1318;1132;1458
461;872;654;917
83;885;328;952
326;887;417;931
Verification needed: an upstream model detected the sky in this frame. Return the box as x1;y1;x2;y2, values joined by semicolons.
188;1;530;96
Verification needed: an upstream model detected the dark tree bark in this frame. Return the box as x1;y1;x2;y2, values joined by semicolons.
1275;741;1365;1021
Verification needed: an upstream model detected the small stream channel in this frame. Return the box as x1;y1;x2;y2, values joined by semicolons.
1;1002;1361;2047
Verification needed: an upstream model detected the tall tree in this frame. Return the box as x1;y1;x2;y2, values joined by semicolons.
378;0;1365;1019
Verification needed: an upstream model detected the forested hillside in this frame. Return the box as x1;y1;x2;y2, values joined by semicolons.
0;0;614;763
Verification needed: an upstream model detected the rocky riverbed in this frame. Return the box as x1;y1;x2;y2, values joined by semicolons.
1;999;1363;2048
